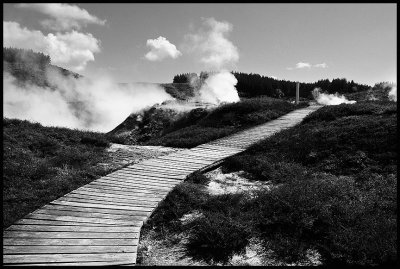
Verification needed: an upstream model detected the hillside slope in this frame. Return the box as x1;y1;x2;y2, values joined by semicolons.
138;100;397;266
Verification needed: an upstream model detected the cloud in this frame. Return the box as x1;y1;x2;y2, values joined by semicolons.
314;63;328;68
3;21;100;71
16;3;105;31
144;36;182;61
295;62;312;69
183;17;239;70
287;62;328;70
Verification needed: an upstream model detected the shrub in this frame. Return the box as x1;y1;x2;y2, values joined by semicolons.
144;183;209;233
186;171;210;185
80;136;110;147
251;174;397;265
185;211;250;264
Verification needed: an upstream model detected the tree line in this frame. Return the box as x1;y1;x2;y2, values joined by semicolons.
173;71;371;98
4;47;51;68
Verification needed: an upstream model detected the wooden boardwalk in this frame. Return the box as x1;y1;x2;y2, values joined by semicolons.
3;104;322;266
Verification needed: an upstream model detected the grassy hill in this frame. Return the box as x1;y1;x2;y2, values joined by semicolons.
141;100;397;266
3;47;81;88
2;118;122;229
110;97;309;148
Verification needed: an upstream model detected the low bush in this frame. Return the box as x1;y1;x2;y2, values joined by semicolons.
185;211;250;264
186;171;210;185
144;182;209;234
251;173;397;265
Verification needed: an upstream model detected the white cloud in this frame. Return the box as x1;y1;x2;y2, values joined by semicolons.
295;62;312;69
183;17;239;70
314;63;328;68
3;21;100;71
287;62;328;70
144;36;182;61
16;3;106;31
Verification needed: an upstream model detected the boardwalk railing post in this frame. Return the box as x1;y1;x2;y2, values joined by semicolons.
296;82;300;105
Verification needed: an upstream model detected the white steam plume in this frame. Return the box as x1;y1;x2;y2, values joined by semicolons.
388;84;397;102
197;71;239;104
183;17;240;105
312;88;356;105
3;70;174;132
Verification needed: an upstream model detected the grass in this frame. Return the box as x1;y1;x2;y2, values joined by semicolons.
145;97;308;148
140;100;397;265
2;118;120;229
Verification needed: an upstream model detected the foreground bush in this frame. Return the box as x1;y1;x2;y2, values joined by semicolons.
252;173;397;265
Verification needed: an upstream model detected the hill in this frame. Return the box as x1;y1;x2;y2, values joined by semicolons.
2;118;114;228
109;97;308;148
139;100;397;266
3;47;81;88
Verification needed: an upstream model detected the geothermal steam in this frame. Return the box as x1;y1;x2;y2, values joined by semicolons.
197;71;239;104
312;88;356;105
388;84;397;102
3;70;174;132
184;17;240;105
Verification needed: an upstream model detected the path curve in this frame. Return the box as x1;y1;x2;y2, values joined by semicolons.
3;104;322;266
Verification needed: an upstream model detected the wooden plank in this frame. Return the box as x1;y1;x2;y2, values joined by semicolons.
56;196;157;209
112;169;187;179
105;172;185;181
196;143;242;149
102;173;183;184
73;186;167;199
188;149;238;156
125;166;190;175
87;181;173;191
41;203;151;216
50;200;154;212
3;253;137;264
93;177;179;188
101;173;182;185
25;214;143;226
3;238;138;246
157;156;213;165
78;184;169;196
85;181;173;193
14;219;120;227
136;161;201;170
65;193;158;207
31;208;148;221
70;189;162;203
3;245;137;254
14;260;129;266
126;164;194;172
3;231;140;239
167;153;223;161
6;225;140;233
142;158;204;166
91;180;178;192
141;160;204;169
